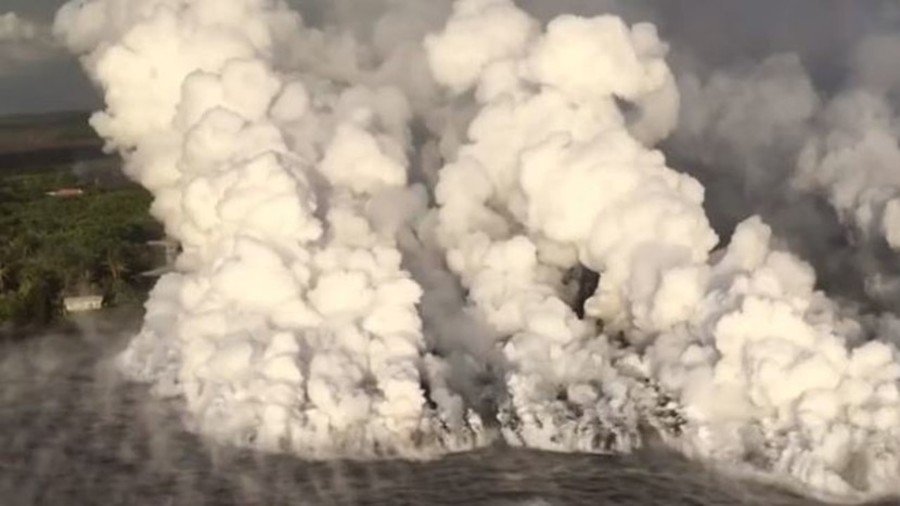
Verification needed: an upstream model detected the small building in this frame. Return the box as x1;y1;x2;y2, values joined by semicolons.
47;188;85;198
64;295;103;313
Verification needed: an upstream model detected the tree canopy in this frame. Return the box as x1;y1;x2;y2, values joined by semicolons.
0;168;161;325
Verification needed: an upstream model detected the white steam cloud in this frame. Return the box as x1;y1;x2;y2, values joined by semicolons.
55;0;481;457
0;12;41;42
55;0;900;501
797;39;900;252
673;38;900;310
424;0;703;452
0;12;57;71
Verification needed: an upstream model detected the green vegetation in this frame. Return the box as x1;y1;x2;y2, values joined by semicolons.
0;166;162;325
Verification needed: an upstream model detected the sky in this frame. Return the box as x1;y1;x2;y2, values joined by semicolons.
0;0;97;115
1;1;898;116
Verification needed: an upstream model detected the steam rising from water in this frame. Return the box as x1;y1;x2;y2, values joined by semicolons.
54;0;900;501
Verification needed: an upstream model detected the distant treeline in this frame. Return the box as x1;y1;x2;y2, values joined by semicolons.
0;145;109;172
0;111;102;156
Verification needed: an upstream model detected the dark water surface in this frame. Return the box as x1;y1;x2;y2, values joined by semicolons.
0;311;889;506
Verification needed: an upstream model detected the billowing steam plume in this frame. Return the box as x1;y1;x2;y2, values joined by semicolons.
55;0;483;457
797;34;900;255
55;0;900;500
672;36;900;312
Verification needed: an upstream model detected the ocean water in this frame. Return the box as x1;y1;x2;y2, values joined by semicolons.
0;311;889;506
